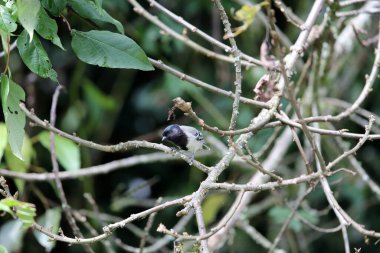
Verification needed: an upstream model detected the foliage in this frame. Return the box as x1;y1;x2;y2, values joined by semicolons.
0;0;379;252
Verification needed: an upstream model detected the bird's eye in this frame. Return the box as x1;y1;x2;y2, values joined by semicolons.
196;132;203;141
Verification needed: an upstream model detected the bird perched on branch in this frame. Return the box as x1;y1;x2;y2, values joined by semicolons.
162;124;209;162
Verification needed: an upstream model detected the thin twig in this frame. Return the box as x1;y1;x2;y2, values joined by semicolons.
212;0;242;132
139;198;162;253
326;115;374;170
268;187;313;253
127;0;261;68
273;0;304;28
237;220;285;252
20;103;211;173
336;8;380;17
146;0;264;67
149;58;269;108
32;195;192;244
49;86;94;253
0;40;17;58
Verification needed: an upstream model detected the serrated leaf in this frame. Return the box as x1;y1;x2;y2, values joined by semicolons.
202;194;227;226
2;78;25;160
17;30;58;81
0;124;8;163
33;208;61;252
71;30;154;71
17;0;41;41
41;0;67;16
38;131;81;171
0;5;17;33
35;8;64;50
68;0;123;34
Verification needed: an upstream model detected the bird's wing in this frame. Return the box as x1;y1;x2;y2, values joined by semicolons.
179;125;200;137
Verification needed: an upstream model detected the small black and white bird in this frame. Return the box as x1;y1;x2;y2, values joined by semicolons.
162;124;209;161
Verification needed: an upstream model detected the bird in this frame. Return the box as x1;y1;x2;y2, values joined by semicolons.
162;124;209;162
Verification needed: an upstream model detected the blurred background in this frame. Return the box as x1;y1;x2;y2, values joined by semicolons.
0;0;380;252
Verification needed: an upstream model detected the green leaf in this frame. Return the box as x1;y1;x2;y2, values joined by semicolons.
68;0;123;34
0;74;9;118
41;0;67;16
71;30;154;71
0;5;17;33
16;0;41;41
5;136;33;192
0;124;7;162
33;208;61;252
83;80;116;111
0;198;36;229
91;0;102;8
0;202;12;215
0;220;24;252
269;206;303;232
226;3;267;39
38;131;81;171
2;78;25;160
1;198;20;207
202;194;227;226
298;209;319;225
17;30;58;81
0;245;9;253
35;8;64;50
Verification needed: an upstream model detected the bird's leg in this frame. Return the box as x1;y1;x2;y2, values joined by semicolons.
170;146;180;153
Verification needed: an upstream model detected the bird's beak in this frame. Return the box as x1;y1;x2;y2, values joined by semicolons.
162;136;167;142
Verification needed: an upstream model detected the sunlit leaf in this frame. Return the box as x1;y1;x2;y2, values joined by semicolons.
16;0;41;41
202;194;227;226
0;198;36;229
41;0;67;16
33;208;61;252
17;30;58;81
0;202;12;215
68;0;124;34
0;5;17;33
35;8;64;50
4;136;33;192
224;3;268;39
71;30;154;71
38;131;81;171
1;77;25;160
